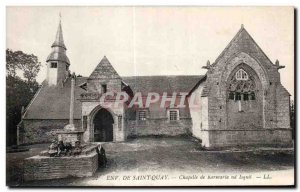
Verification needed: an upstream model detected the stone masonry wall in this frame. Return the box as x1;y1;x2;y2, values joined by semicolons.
125;97;193;137
125;118;192;137
276;84;291;128
21;119;81;144
201;28;292;147
203;129;292;148
24;151;98;181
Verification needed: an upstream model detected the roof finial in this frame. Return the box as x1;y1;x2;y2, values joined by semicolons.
241;24;244;29
202;60;211;70
275;59;285;70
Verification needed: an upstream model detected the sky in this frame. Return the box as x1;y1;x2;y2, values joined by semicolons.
6;6;294;97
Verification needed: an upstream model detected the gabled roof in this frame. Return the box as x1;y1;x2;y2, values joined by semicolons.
188;74;207;96
212;25;274;67
23;75;203;120
23;77;87;120
122;75;204;96
89;56;121;79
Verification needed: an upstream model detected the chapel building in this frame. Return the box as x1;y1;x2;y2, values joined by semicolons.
18;20;292;148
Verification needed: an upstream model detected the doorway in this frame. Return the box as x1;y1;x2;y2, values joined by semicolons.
93;108;114;142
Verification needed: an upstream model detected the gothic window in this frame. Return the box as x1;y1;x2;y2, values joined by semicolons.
228;68;256;102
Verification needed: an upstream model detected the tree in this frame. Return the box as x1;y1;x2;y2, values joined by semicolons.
6;49;41;83
6;49;41;146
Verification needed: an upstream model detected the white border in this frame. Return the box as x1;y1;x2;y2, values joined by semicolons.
1;1;298;192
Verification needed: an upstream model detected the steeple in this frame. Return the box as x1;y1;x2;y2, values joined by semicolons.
51;15;66;49
46;14;70;86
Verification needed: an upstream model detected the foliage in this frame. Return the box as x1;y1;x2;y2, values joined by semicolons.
6;49;41;146
6;49;41;83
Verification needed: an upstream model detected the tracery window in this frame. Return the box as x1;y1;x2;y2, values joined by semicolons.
227;68;257;109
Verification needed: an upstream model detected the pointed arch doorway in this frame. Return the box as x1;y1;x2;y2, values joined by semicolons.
93;108;114;142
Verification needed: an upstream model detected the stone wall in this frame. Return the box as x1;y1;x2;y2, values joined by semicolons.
199;28;292;147
202;129;292;148
81;101;125;143
24;151;98;181
276;84;291;128
125;98;193;137
20;119;81;144
125;118;192;137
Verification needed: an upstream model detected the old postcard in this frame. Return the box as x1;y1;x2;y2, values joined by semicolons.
6;6;295;187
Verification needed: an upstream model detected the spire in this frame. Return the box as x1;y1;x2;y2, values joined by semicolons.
51;13;66;50
46;13;70;65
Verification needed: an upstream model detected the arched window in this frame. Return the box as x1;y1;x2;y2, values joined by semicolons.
228;68;256;102
235;69;248;80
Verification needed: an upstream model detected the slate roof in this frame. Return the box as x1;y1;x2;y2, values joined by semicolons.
23;77;87;120
23;75;204;120
46;20;70;65
46;52;70;65
122;75;204;95
89;56;121;79
51;21;66;49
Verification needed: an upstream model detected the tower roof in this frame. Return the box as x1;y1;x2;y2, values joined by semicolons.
46;16;70;65
51;20;67;49
89;56;121;79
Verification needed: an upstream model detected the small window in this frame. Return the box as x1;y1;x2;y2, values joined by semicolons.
169;110;178;121
50;62;57;68
138;110;146;121
102;84;107;93
235;69;248;80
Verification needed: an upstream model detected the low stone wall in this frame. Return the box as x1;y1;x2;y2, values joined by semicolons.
24;151;98;181
202;129;292;148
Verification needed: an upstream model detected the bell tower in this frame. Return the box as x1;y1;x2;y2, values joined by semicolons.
46;15;70;86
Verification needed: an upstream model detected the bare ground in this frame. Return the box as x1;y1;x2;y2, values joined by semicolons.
6;136;294;187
